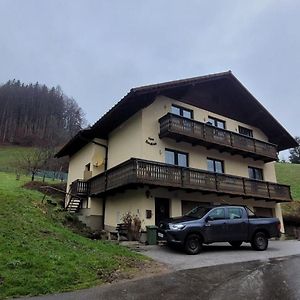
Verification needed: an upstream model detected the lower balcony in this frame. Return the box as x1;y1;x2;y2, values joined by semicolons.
88;158;292;202
70;179;89;197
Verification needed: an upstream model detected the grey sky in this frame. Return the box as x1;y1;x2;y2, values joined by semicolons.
0;1;299;156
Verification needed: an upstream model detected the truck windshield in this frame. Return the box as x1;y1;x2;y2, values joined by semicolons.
186;206;211;218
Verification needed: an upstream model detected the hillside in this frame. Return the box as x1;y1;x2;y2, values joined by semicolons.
275;162;300;201
0;145;33;172
0;80;85;147
0;172;149;299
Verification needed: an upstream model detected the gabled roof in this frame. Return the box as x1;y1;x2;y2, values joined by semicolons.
56;71;297;157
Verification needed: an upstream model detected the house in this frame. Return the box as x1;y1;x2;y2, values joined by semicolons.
56;71;297;233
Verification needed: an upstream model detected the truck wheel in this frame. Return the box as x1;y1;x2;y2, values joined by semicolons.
185;234;202;255
229;241;242;249
251;232;268;251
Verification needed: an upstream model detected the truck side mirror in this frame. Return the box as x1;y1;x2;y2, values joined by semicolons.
206;216;212;222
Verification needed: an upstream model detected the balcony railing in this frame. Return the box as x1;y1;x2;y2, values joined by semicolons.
159;113;278;162
70;179;89;196
88;158;292;202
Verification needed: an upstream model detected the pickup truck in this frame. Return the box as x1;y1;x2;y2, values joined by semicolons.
157;205;281;254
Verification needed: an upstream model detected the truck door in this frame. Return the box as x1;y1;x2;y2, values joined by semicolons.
226;207;248;241
204;207;227;243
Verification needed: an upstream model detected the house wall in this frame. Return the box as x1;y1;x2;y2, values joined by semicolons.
83;95;276;183
103;187;284;232
67;138;107;190
67;94;285;232
104;189;154;230
77;197;103;230
140;96;277;182
107;111;143;169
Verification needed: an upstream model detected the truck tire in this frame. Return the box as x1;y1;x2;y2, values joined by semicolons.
185;234;203;255
251;232;268;251
229;241;243;249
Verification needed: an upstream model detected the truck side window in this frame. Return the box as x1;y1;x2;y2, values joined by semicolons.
208;208;225;220
228;208;243;219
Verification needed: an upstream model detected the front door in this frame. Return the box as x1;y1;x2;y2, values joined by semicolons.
155;198;170;225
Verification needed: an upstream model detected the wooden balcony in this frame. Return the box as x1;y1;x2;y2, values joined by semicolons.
70;179;89;197
159;113;278;162
88;158;292;202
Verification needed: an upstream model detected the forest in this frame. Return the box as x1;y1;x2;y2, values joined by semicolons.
0;80;86;147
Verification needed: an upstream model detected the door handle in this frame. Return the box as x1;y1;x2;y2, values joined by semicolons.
205;223;211;227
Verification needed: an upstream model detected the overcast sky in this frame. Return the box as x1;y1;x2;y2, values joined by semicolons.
0;1;299;156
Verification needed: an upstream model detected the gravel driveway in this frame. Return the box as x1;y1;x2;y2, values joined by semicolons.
136;240;300;270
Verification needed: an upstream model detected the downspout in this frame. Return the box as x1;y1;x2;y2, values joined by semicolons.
91;140;108;230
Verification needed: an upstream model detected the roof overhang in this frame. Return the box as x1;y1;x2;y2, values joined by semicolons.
56;71;297;158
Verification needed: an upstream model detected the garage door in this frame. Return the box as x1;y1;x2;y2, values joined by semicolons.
182;200;210;215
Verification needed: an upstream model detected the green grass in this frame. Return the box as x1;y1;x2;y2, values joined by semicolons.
275;162;300;201
275;162;300;222
0;146;33;171
0;172;146;299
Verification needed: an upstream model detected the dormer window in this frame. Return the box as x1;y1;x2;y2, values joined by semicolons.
207;116;225;129
171;105;193;119
239;126;253;138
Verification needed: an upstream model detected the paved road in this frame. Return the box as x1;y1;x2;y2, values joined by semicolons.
138;240;300;270
16;255;300;300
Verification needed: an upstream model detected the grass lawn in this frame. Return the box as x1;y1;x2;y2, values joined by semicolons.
0;172;147;299
275;162;300;201
275;162;300;221
0;146;33;172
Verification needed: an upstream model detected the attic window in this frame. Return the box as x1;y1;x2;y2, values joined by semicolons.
239;126;253;138
207;116;225;129
171;105;193;119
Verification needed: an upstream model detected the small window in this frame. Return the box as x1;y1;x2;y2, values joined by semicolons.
207;116;225;129
228;208;243;219
248;167;263;180
207;158;224;174
171;105;193;119
165;149;189;167
239;126;253;137
208;208;225;220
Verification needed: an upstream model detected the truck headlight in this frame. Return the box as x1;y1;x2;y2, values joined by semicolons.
169;224;186;230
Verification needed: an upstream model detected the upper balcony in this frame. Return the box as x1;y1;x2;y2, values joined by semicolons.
88;158;292;202
159;113;278;162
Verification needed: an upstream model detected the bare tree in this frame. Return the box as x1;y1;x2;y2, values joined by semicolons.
16;148;54;181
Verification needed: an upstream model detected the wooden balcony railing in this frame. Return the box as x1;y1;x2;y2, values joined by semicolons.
159;113;278;162
88;158;292;202
70;179;89;196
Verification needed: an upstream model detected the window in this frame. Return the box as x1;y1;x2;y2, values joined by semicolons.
171;105;193;119
208;208;225;220
207;116;225;129
248;167;263;180
238;126;253;138
165;149;189;167
228;208;243;219
207;158;224;174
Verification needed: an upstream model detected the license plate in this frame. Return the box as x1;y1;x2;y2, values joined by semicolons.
158;232;164;238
